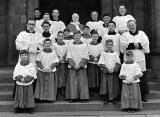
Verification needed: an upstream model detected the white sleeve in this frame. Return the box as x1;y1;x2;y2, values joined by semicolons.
13;64;20;80
98;52;105;65
119;64;126;77
140;31;150;53
27;64;37;79
135;63;143;77
82;44;89;59
15;32;29;51
115;53;121;64
120;33;128;53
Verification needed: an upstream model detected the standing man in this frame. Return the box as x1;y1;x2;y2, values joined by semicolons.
16;18;42;68
33;8;41;21
121;20;150;102
50;9;66;36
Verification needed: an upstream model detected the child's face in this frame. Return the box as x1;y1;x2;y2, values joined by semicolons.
91;34;99;42
126;55;134;62
20;54;29;62
42;24;50;32
27;20;36;31
105;42;113;51
57;33;64;41
74;33;81;41
108;23;116;31
64;31;70;37
44;41;52;48
43;15;50;22
103;16;111;24
83;28;90;35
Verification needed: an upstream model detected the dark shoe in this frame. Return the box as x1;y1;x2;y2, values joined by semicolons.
111;100;117;104
104;100;108;105
142;98;148;102
81;99;88;103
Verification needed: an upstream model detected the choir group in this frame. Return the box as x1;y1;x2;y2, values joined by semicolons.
13;4;150;113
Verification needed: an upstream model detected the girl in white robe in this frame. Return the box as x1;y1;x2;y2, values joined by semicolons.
87;30;104;94
13;50;36;113
119;51;143;112
35;39;59;102
66;31;89;102
112;5;135;35
120;20;150;101
53;31;68;96
98;39;121;104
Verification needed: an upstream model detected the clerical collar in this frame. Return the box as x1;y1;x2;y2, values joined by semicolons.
125;60;134;64
26;30;35;33
20;60;29;66
108;31;116;35
42;31;51;37
73;40;83;45
52;18;59;21
105;50;113;53
129;30;139;36
90;41;98;45
119;13;127;16
34;17;41;20
91;20;98;22
82;34;91;39
43;48;52;53
57;40;65;45
103;23;109;28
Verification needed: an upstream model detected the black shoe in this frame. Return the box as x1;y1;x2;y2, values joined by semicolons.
111;100;117;104
81;99;88;103
104;100;108;105
142;98;148;102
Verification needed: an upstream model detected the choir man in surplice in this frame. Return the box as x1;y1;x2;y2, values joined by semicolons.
113;5;135;35
121;20;150;102
86;11;103;33
50;9;66;37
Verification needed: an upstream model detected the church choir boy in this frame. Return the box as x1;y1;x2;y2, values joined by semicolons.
13;50;36;113
102;21;121;55
35;39;59;102
41;21;56;44
119;51;143;112
87;30;104;94
98;39;121;104
63;28;74;45
66;31;89;102
53;31;68;96
81;25;92;45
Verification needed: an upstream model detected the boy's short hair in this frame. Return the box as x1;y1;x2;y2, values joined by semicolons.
44;38;52;43
58;31;64;35
27;18;36;23
90;30;98;35
19;50;29;55
63;28;70;32
109;21;116;26
126;50;134;57
83;25;90;29
73;30;81;35
105;39;113;44
41;21;51;27
34;8;40;12
103;13;111;17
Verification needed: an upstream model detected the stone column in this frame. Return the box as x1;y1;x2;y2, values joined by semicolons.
151;0;160;78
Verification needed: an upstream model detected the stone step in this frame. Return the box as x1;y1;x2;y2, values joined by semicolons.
0;99;160;112
0;90;160;101
0;82;160;92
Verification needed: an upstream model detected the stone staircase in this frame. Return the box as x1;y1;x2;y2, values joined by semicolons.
0;68;160;112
